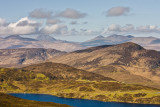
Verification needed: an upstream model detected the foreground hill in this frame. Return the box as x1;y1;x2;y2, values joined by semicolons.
0;48;65;67
22;62;113;81
51;42;160;88
0;93;71;107
0;62;160;104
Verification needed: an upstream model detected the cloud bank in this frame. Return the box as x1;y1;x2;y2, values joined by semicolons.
0;7;160;37
103;24;160;34
0;17;40;36
0;17;160;36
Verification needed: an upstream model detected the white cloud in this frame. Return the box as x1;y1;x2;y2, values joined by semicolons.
103;24;160;34
108;24;134;32
57;8;87;19
0;17;40;36
136;25;160;33
46;19;61;25
29;9;53;19
40;24;68;35
82;21;88;24
106;6;130;17
70;21;78;25
8;17;41;27
0;18;8;26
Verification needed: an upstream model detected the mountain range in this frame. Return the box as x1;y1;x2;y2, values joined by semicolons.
81;34;160;51
0;35;84;52
1;34;160;52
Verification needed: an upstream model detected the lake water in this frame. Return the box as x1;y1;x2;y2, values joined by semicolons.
9;93;160;107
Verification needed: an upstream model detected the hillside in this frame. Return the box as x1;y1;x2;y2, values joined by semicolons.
0;93;71;107
0;48;65;67
22;62;114;81
51;42;160;88
1;62;160;104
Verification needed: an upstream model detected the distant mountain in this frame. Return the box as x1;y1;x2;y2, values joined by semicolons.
36;35;56;42
130;37;157;45
51;42;160;89
81;34;134;46
0;48;66;67
82;34;160;51
105;34;134;43
0;35;85;52
2;34;160;52
4;35;37;41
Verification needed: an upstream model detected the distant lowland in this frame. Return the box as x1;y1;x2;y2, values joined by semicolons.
1;35;160;105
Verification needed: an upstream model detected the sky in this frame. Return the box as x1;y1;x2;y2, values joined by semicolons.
0;0;160;42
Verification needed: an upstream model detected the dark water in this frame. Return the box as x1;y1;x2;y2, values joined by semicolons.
9;93;160;107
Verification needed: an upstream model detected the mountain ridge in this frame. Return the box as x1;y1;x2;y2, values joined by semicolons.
51;42;160;89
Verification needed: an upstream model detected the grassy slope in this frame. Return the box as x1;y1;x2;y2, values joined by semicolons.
0;62;160;104
0;93;71;107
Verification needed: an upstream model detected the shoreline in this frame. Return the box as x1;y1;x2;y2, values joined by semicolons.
8;92;160;106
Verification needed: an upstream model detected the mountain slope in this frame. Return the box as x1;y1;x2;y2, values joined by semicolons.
0;48;66;67
1;62;160;104
51;42;160;88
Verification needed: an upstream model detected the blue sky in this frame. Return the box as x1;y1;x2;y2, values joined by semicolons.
0;0;160;41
